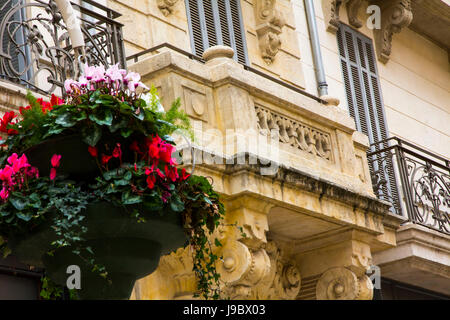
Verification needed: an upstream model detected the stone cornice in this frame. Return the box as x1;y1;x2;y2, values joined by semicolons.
189;151;392;218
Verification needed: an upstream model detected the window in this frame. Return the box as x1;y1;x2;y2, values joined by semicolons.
185;0;248;64
337;23;401;214
0;0;32;84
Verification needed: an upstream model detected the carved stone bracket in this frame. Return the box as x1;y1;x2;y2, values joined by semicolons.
322;0;365;33
316;267;373;300
255;105;332;161
157;0;179;16
220;240;301;300
373;0;413;63
254;0;286;64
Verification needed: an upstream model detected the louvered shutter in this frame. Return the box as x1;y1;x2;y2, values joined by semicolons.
185;0;248;64
337;23;401;215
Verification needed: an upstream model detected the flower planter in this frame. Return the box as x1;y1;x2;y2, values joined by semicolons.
24;135;99;180
9;201;187;300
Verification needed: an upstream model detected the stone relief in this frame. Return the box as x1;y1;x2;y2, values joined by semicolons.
374;0;413;63
322;0;413;63
254;0;286;64
255;105;332;161
157;0;179;16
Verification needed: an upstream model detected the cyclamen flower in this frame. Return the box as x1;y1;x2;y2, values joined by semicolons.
51;154;62;168
88;146;98;157
146;174;156;189
0;188;9;201
101;154;112;165
112;143;122;159
64;79;78;93
106;63;126;82
181;168;190;181
50;168;57;181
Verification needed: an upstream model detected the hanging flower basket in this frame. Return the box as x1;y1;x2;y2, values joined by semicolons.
0;64;225;300
10;201;186;299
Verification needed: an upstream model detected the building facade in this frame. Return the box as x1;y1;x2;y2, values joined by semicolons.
0;0;449;300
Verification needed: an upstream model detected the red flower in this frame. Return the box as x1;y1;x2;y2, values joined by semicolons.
88;146;98;157
19;105;31;115
146;174;156;189
0;111;17;134
181;168;190;181
51;154;61;168
50;168;57;180
159;143;174;164
156;168;165;179
164;165;179;182
50;94;64;106
112;143;122;159
130;140;141;153
101;154;112;165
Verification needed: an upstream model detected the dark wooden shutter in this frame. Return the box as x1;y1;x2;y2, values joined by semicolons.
337;23;401;215
185;0;248;64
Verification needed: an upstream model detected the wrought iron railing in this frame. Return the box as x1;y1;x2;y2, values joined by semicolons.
0;0;126;95
368;137;450;234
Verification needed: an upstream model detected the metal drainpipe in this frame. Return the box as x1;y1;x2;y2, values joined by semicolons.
304;0;328;97
53;0;85;74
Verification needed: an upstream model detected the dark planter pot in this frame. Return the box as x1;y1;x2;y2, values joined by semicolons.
9;202;187;300
24;135;99;181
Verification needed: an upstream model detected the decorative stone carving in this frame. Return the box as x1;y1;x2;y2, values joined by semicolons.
316;267;373;300
222;241;301;300
322;0;365;33
374;0;413;63
157;0;179;16
255;105;332;161
254;0;286;64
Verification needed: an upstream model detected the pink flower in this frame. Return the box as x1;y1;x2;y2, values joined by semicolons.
50;168;57;180
124;72;141;91
83;64;105;82
64;79;77;93
106;63;126;82
0;187;9;201
51;154;62;168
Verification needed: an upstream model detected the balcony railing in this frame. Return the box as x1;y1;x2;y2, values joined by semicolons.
0;0;126;95
368;137;450;234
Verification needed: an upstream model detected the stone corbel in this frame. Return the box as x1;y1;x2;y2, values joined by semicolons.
322;0;365;33
219;240;301;300
316;267;373;300
254;0;286;64
157;0;179;16
373;0;413;63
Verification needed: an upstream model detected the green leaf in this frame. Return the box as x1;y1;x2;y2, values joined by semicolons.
122;191;143;205
89;109;113;126
16;212;32;221
55;113;77;128
9;196;27;211
124;171;132;181
120;127;133;138
170;195;184;212
81;125;102;146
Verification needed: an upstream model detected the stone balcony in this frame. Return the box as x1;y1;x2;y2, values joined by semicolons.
128;46;403;300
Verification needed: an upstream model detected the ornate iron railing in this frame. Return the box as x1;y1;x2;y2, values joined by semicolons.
0;0;126;94
368;137;450;234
